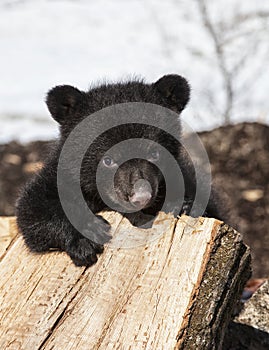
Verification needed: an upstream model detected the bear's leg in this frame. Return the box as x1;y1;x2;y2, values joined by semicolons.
16;176;110;266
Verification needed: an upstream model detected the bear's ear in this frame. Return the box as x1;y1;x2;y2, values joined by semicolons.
153;74;190;113
46;85;84;124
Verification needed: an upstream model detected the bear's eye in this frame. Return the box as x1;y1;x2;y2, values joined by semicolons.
149;149;160;161
102;156;115;167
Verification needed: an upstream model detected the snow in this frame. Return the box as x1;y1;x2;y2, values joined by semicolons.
0;0;269;143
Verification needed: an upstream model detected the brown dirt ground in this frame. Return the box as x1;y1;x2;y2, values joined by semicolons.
0;122;268;278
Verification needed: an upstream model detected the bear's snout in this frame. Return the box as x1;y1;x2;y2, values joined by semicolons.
129;179;152;209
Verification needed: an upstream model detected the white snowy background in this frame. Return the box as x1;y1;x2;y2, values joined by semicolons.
1;0;269;143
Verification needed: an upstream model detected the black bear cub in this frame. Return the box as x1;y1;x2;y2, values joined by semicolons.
16;74;225;266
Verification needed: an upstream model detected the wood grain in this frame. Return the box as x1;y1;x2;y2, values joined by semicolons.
0;216;17;260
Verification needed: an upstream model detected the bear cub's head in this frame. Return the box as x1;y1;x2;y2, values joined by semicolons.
46;75;190;214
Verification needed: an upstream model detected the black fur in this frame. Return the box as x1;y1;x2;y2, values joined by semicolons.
16;74;226;266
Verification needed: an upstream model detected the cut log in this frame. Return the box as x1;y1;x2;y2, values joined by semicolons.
223;280;269;349
0;213;250;350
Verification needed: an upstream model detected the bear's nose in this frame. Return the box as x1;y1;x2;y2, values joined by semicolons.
129;191;152;208
129;179;152;208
